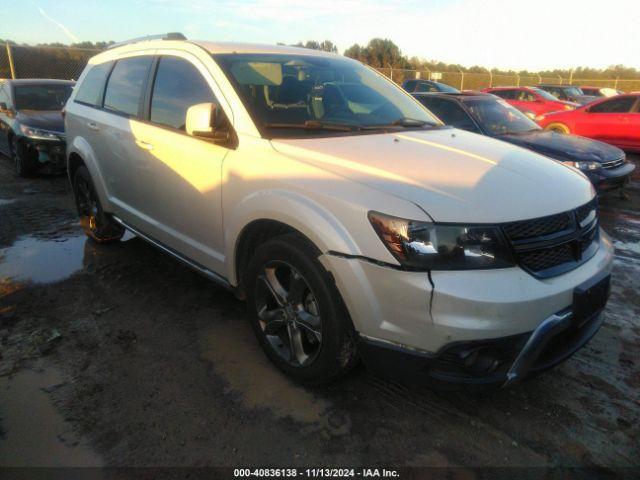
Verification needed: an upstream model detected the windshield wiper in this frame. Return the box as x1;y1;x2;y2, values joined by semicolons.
390;117;434;127
264;120;361;132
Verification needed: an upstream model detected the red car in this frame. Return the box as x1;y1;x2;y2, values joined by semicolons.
482;86;578;120
538;94;640;152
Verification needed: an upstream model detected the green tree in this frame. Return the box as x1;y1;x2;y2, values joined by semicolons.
294;40;337;53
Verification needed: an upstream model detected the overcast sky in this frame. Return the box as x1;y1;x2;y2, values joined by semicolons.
3;0;639;71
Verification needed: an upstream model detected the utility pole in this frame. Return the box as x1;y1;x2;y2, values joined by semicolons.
6;43;16;79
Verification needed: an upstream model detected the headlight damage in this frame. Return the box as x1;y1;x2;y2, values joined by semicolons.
20;124;63;141
368;211;514;270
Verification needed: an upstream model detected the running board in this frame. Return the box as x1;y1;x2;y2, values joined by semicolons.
112;216;233;292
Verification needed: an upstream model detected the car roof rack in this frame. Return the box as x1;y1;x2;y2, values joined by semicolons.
107;32;187;50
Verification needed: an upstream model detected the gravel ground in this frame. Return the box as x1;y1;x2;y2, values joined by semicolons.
0;153;638;477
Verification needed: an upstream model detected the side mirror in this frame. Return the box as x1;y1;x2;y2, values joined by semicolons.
186;103;230;144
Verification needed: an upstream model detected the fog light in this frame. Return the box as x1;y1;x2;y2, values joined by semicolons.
463;348;500;374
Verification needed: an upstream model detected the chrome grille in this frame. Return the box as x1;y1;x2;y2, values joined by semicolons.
501;199;599;278
601;157;625;170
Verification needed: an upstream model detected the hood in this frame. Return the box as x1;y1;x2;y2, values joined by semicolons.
271;128;594;224
558;100;580;108
498;130;624;163
16;110;64;133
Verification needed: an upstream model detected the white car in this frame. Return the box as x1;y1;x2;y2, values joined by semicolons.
64;34;614;389
579;87;621;98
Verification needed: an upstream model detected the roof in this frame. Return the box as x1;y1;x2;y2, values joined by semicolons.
4;79;75;85
413;91;492;100
192;40;340;57
484;86;534;90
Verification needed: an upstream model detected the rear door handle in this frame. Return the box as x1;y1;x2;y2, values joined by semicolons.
87;122;99;131
135;140;154;151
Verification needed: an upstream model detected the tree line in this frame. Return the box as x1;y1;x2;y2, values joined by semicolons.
300;38;640;80
3;36;639;80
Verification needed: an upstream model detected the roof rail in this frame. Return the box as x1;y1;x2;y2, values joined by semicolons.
107;32;186;50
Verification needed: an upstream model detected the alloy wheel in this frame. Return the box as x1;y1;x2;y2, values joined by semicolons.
254;261;323;367
75;177;99;234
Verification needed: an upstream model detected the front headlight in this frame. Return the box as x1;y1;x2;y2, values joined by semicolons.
566;161;601;171
20;124;61;141
368;211;514;270
563;104;574;110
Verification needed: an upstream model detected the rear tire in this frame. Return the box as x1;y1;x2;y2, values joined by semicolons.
545;123;570;134
73;165;124;243
244;233;358;384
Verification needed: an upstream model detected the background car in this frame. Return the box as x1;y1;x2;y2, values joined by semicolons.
538;94;640;152
482;86;578;119
414;92;635;192
401;79;460;93
0;79;74;177
580;86;621;98
537;84;596;105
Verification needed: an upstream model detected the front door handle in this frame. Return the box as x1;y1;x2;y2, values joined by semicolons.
135;140;154;151
87;122;99;131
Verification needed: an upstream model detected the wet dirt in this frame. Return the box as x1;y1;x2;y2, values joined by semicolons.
0;155;638;471
0;362;103;467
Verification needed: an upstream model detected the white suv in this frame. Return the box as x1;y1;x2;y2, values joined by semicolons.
65;34;614;389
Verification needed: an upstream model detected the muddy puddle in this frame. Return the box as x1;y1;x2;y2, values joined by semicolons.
200;320;336;428
0;199;16;207
0;235;87;284
0;364;103;467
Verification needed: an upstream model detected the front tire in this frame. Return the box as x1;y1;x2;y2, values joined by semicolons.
545;122;570;134
73;165;124;243
245;234;358;384
11;137;34;178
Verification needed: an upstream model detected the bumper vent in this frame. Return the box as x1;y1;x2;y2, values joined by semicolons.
502;198;599;278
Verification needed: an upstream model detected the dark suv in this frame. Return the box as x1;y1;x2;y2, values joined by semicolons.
0;79;74;176
401;79;459;93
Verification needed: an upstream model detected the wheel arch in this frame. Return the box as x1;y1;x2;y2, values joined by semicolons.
225;190;363;287
67;136;112;211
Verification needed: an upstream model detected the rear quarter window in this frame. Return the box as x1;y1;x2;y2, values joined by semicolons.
75;62;113;107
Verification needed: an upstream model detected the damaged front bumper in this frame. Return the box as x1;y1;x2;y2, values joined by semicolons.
322;229;613;391
17;136;67;173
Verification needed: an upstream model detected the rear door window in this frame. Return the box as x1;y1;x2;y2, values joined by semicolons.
103;56;153;117
491;90;515;100
515;90;535;101
75;62;113;107
589;96;636;113
150;56;217;130
0;84;10;107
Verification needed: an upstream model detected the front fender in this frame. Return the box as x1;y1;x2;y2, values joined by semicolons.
67;136;112;211
224;189;364;284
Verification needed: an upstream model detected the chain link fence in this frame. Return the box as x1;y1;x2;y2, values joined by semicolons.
2;43;639;92
375;67;640;93
0;44;100;81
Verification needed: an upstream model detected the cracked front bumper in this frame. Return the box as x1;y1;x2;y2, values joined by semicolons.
322;230;613;390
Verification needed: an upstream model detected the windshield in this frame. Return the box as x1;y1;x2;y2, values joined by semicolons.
213;53;439;136
531;88;559;101
437;83;460;93
465;98;540;135
14;84;73;111
565;86;584;97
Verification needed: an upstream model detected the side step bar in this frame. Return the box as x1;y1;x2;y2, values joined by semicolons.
112;216;234;293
